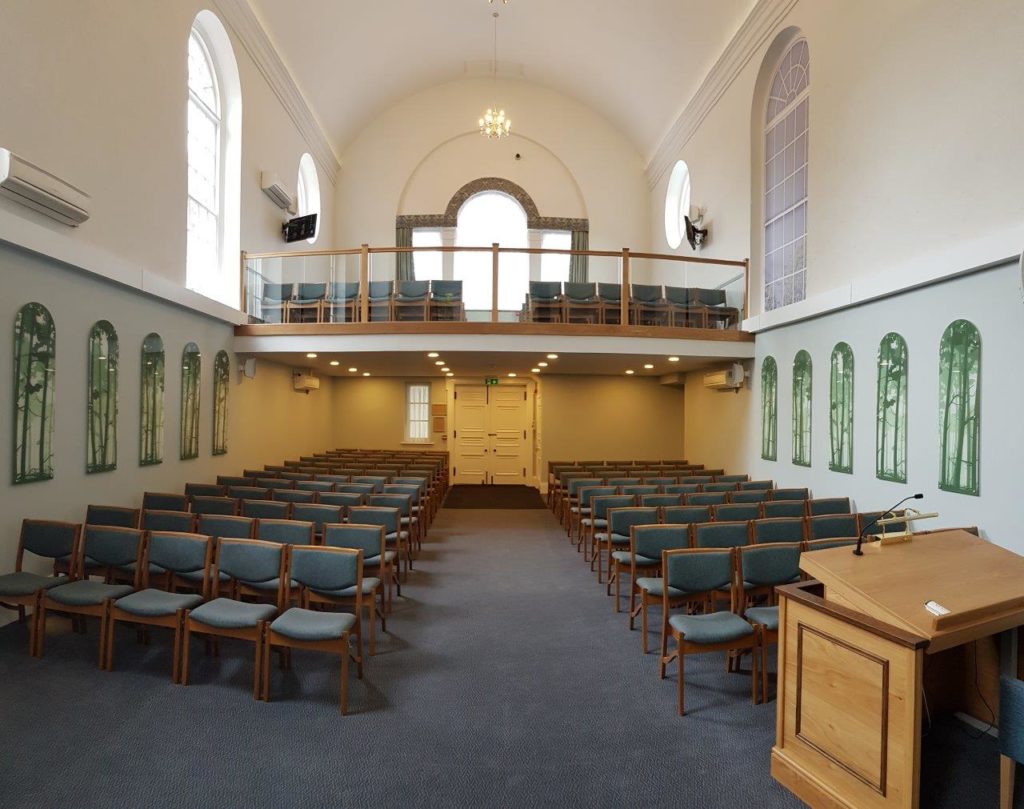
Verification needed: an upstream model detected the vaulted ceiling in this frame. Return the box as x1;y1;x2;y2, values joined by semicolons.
249;0;757;159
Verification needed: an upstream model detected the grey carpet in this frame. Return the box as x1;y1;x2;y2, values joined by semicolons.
0;508;1002;808
443;485;547;509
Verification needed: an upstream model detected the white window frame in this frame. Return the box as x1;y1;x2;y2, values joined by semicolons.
296;152;321;244
663;160;692;250
405;383;431;443
187;28;222;295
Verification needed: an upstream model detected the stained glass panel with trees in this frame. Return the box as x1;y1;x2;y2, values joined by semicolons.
87;320;118;473
140;333;165;466
180;343;201;460
213;349;229;455
876;332;908;482
939;320;981;495
829;342;853;473
792;350;812;467
13;303;55;484
761;356;778;461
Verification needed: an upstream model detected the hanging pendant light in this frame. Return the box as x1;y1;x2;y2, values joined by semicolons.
479;11;511;139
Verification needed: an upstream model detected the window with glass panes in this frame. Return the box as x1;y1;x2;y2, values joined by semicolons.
186;28;221;294
406;384;430;441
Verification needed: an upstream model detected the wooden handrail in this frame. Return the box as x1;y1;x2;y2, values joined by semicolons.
243;245;742;264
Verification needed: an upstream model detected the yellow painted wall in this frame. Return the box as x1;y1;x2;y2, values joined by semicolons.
681;368;752;476
332;378;447;451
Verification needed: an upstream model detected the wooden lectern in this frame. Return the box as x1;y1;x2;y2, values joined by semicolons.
771;529;1024;809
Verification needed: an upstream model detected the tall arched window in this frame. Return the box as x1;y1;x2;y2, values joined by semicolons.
761;356;778;461
186;12;241;308
829;342;853;474
296;153;321;244
939;320;981;495
876;332;908;483
792;349;812;467
763;38;809;312
454;191;528;313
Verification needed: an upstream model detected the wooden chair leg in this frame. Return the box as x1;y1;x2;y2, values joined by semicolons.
181;623;192;686
365;601;376;656
262;639;272;702
750;641;759;705
640;599;649;654
34;602;46;658
677;642;686;716
252;630;263;700
1001;755;1015;809
658;615;670;679
339;638;350;716
761;630;769;704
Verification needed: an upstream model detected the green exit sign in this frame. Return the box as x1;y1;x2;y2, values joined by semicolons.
485;377;500;386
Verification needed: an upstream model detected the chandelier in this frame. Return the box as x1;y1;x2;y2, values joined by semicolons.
479;12;511;139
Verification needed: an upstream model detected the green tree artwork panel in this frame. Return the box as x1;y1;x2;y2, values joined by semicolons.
792;350;812;467
180;343;201;460
140;333;165;466
13;302;55;484
876;332;908;483
939;319;981;495
761;356;778;461
87;320;118;473
213;350;229;456
829;342;854;473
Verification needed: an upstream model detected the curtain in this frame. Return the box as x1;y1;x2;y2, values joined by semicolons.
396;225;414;282
569;228;589;283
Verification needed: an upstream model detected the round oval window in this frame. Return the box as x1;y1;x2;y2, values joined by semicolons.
664;160;692;250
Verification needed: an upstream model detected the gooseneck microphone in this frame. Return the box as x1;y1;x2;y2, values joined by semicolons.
852;493;924;556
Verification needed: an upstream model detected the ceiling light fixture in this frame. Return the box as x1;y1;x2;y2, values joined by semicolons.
644;363;654;369
538;362;548;367
306;353;317;358
435;360;445;366
427;352;439;358
446;372;455;377
348;367;358;372
441;367;450;373
508;372;517;377
668;356;680;362
546;354;558;359
329;361;340;366
478;12;511;139
362;372;371;377
625;370;635;375
531;368;541;373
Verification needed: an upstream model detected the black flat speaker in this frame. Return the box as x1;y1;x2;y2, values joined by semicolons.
283;213;317;243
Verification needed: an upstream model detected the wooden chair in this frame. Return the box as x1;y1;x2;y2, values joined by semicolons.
693;288;740;329
85;505;141;529
192;496;239;516
322;524;387;654
290;504;343;543
286;282;326;323
999;676;1024;809
751;517;805;545
141;510;196;533
350;506;411;581
392;280;430;321
142;492;189;512
601;507;659;587
429;280;465;321
324;281;360;323
665;285;706;327
259;282;293;324
629;284;669;326
597;282;622;324
241;500;290;520
629;523;691;653
527;281;563;323
366;280;393;322
563;282;600;324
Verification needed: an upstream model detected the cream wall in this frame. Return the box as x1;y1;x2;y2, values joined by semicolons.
681;368;754;476
0;244;337;624
0;0;335;309
332;378;448;451
646;0;1024;322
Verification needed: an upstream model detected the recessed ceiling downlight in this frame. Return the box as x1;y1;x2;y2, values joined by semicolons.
427;352;439;358
306;353;317;358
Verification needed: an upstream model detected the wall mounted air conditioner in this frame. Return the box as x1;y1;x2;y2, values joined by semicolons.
0;148;90;226
703;363;745;391
292;372;320;392
260;172;296;214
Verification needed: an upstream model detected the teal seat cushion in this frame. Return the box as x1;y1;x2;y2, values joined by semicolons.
270;607;356;641
114;588;203;617
744;606;779;631
668;611;754;645
0;572;69;597
47;580;134;606
246;576;297;592
595;532;629;545
119;562;166;575
189;598;277;629
610;551;658;566
581;518;607;528
742;575;799;591
311;577;381;598
364;552;397;567
635;577;684;598
179;569;230;584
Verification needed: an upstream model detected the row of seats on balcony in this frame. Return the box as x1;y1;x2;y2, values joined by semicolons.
258;281;738;328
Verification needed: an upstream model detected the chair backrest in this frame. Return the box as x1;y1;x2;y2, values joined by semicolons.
566;477;603;497
191;496;238;516
663;285;690;305
1000;677;1024;764
772;487;810;501
564;282;596;301
197;514;254;539
144;531;212;590
323;523;385;560
431;280;463;300
712;503;760;522
296;480;335;492
391;476;429;488
663;548;734;597
696;288;727;307
215;538;285;598
730;490;769;504
662;505;711;525
142;492;189;512
348;505;400;534
185;483;226;498
685;476;713;485
606;477;641;488
807;514;859;540
368;280;393;299
255;519;315;545
739;479;774;490
290;504;344;535
664;483;700;495
217;475;254;487
85;505;140;529
288;545;361;596
597;282;621;302
272;489;316;504
529;281;562;300
715;474;750;483
738;543;802;588
632;524;690;561
327;281;360;300
644;476;676;486
141;510;195;533
751;517;805;545
279;471;313;481
703;482;739;493
608;507;660;537
762;500;807;519
579;486;618;508
621;485;659;496
81;525;145;574
315;474;350;485
352;476;388;493
262;282;293;302
397;280;429;298
241;499;290;520
686;492;728;506
383;484;420;504
367;493;412;516
630;283;662;302
228;486;271;500
256;478;293;491
16;520;81;569
809;497;852;516
295;282;326;300
692;521;750;549
591;495;636;520
318;492;364;509
641;494;683;508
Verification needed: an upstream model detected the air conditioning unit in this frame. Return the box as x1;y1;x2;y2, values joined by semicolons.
292;372;320;392
260;172;296;214
703;363;745;391
0;148;90;226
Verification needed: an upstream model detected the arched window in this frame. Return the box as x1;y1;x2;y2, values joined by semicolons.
875;332;907;483
213;350;230;455
140;333;165;466
296;153;321;244
186;12;241;307
761;356;778;461
13;302;55;484
87;320;118;473
181;343;201;460
792;349;812;467
829;342;853;474
939;320;981;495
454;191;528;312
664;160;692;250
763;38;809;312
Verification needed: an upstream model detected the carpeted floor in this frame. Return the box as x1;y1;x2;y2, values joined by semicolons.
0;507;1003;808
443;484;547;509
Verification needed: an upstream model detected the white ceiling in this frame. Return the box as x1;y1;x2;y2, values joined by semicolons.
248;0;757;157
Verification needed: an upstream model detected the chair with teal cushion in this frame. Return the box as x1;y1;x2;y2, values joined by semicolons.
183;538;284;699
429;280;465;322
665;483;700;496
762;500;807;518
804;537;858;552
393;280;430;321
686;492;728;506
597;282;622;324
665;285;705;327
105;531;212;681
261;545;364;714
296;480;335;493
641;494;683;508
242;499;290;520
694;288;740;329
739;479;774;491
808;497;851;516
629;524;691;653
622;485;659;497
197;515;254;542
143;491;190;512
191;496;238;516
229;485;271;501
629;284;668;326
712;503;760;522
659;547;759;714
600;507;659;586
644;476;677;487
807;514;859;540
86;505;141;529
287;282;326;323
999;676;1024;809
142;510;196;533
715;474;749;483
731;490;769;504
577;487;619;553
322;524;387;654
686;475;713;485
349;506;410;581
256;519;314;546
1;521;83;621
260;282;293;323
737;542;802;702
693;521;750;549
353;475;389;493
315;473;350;485
606;477;641;488
185;483;226;499
752;517;805;545
319;491;364;513
703;482;739;493
586;495;635;568
562;477;603;534
662;505;711;526
382;484;427;543
771;487;810;501
527;281;564;323
368;493;419;557
563;282;600;324
290;504;343;541
38;525;141;664
367;280;393;322
325;281;360;323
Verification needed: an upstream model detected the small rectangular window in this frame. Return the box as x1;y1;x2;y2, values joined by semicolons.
406;383;431;442
412;229;443;281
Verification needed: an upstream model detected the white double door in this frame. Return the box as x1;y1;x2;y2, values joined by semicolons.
452;384;531;485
